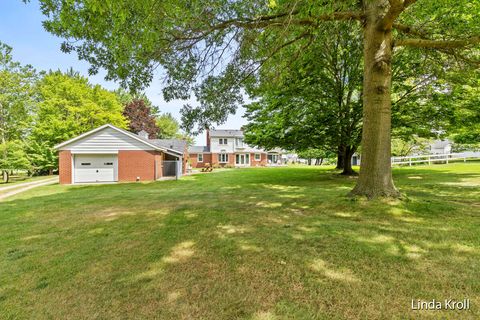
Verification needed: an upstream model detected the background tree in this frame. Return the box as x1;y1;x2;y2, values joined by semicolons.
0;41;37;181
156;112;181;139
122;99;159;138
0;141;31;183
440;70;480;145
31;71;127;150
391;137;430;157
156;112;194;144
37;0;480;197
26;140;57;175
297;148;334;166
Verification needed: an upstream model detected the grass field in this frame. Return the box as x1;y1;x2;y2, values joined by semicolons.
0;163;479;319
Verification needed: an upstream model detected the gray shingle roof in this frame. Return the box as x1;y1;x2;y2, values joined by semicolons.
151;139;187;153
188;145;210;153
209;129;244;137
118;127;187;154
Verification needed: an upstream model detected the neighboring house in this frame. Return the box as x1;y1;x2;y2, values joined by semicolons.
430;139;452;154
54;124;188;184
188;129;283;168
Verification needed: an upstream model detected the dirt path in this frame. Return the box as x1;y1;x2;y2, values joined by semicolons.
0;177;58;201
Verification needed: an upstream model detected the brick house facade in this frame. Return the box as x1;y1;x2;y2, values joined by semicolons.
188;129;280;168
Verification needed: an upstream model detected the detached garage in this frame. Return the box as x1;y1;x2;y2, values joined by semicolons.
55;124;187;184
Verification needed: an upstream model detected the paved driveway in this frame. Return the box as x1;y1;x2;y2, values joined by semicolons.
0;177;58;201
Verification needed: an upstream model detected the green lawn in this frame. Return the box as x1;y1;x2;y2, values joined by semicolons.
0;164;479;319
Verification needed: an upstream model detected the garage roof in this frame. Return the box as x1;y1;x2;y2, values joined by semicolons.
54;124;184;156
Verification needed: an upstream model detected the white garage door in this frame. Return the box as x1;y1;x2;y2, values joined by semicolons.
74;154;117;183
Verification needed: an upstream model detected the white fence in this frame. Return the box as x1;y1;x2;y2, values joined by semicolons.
391;152;480;166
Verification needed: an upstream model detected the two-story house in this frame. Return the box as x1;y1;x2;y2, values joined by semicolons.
188;129;283;168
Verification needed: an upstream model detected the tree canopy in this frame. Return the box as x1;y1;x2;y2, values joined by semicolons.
31;71;127;147
243;22;363;175
36;0;480;197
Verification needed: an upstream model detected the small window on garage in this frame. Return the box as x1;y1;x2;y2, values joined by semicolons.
197;154;203;162
104;162;114;165
255;153;261;161
81;163;91;166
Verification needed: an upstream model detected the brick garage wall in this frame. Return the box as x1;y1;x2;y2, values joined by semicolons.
211;153;235;167
188;153;212;168
250;152;267;166
118;150;156;182
58;150;72;184
154;152;163;179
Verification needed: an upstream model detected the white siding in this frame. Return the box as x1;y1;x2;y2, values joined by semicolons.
210;136;265;153
210;137;235;153
60;127;155;152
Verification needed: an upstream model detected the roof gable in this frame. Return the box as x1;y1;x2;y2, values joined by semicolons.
54;124;182;155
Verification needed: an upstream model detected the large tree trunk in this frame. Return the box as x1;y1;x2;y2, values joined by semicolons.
336;148;345;170
341;146;357;176
350;2;400;198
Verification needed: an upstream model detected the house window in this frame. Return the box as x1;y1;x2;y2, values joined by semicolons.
219;138;228;145
197;154;203;162
254;153;261;161
236;138;244;147
218;153;229;163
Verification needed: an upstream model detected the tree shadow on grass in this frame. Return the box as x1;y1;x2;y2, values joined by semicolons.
0;165;479;319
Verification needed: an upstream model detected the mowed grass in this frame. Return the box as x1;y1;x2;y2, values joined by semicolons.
0;164;479;319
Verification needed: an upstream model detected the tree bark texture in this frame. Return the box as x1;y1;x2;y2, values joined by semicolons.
341;146;357;176
351;0;400;198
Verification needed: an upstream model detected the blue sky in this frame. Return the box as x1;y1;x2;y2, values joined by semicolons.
0;0;247;145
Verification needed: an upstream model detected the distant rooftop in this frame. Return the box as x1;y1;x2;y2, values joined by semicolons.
209;129;244;137
188;145;210;153
151;139;187;153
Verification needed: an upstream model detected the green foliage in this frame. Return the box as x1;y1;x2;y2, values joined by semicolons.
155;112;194;144
31;71;128;147
0;140;31;171
297;148;334;161
244;22;363;169
391;137;430;157
115;88;158;114
443;70;480;144
26;140;57;175
0;41;38;143
156;112;181;138
35;0;480;133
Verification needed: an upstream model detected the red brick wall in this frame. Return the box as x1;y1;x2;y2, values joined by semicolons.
211;153;235;167
250;152;267;166
118;150;156;182
58;150;72;184
189;153;213;168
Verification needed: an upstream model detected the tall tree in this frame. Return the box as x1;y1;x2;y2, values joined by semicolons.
32;71;127;147
37;0;480;197
123;99;159;138
0;42;37;181
244;22;363;175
